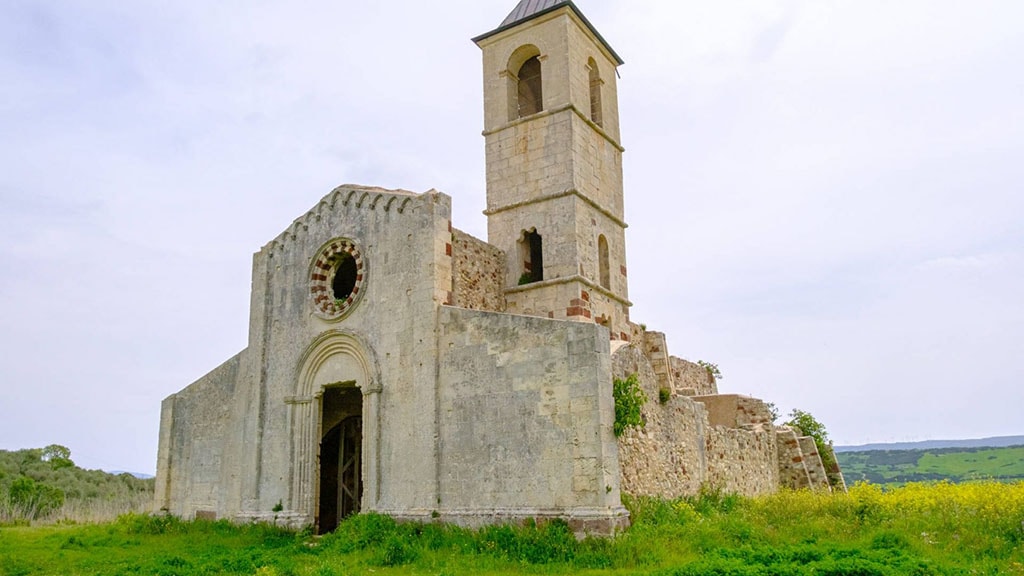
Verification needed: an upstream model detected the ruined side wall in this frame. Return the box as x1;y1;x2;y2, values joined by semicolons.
695;395;774;429
613;344;708;497
450;229;506;312
436;307;628;533
704;427;778;496
155;352;241;518
614;338;781;498
670;356;717;396
695;394;778;496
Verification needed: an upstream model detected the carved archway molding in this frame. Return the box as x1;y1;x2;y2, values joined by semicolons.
289;330;382;522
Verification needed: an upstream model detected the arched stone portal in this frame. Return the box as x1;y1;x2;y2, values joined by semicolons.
318;389;362;533
291;330;381;533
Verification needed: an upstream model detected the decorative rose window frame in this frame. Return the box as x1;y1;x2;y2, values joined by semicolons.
310;238;366;321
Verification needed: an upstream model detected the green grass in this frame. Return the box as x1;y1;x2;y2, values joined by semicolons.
1;482;1023;575
838;445;1024;486
917;446;1024;479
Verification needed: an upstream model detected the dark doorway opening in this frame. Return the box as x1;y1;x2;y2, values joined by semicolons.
318;386;362;534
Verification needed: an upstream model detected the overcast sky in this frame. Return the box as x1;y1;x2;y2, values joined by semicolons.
1;0;1021;474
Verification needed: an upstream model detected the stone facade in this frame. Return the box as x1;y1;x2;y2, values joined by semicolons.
155;0;844;536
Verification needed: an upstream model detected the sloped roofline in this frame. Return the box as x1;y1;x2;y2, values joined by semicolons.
472;0;624;66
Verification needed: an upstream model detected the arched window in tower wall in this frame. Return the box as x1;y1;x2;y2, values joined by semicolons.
517;56;543;118
588;58;603;127
519;229;544;284
598;234;610;289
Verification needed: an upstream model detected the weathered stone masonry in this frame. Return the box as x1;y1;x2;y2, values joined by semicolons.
155;0;845;537
451;229;506;312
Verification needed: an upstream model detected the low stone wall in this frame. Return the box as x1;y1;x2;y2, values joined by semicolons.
612;334;846;500
670;356;717;395
614;343;707;497
450;229;506;312
705;426;778;496
693;394;773;429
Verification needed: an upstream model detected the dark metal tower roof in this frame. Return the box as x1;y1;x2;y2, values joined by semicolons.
473;0;624;65
500;0;567;27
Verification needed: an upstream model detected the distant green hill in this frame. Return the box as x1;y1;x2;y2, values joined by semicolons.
835;435;1024;452
0;446;153;525
837;444;1024;486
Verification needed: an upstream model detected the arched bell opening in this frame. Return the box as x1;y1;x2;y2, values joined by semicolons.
505;44;544;121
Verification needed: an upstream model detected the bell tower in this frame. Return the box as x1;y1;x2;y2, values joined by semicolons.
474;0;632;340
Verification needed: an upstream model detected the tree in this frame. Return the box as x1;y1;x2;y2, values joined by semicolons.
786;409;836;473
8;476;65;519
41;445;74;469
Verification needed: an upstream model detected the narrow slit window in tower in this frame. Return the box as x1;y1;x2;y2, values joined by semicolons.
598;234;610;289
588;58;603;127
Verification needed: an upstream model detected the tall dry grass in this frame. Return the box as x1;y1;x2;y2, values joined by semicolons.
0;492;152;526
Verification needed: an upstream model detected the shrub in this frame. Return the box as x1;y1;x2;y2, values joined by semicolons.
658;387;671;404
786;409;837;473
696;360;722;380
375;534;418;566
476;519;576;564
7;476;65;519
687;483;740;516
613;373;646;437
321;513;397;552
115;512;185;535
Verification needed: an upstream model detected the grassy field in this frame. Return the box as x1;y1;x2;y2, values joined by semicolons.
2;482;1022;575
838;445;1024;486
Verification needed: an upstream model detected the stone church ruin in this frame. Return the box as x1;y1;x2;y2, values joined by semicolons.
155;0;845;535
